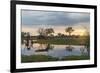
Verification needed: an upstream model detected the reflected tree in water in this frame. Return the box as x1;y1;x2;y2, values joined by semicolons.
65;27;74;52
35;44;54;52
21;32;27;44
80;46;86;55
66;45;74;52
30;40;34;48
83;26;90;56
25;32;31;50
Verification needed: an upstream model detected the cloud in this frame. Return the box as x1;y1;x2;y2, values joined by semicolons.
21;10;90;26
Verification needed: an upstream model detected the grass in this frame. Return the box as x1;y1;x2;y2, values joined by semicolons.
21;55;90;63
62;55;90;61
33;38;86;45
21;55;59;63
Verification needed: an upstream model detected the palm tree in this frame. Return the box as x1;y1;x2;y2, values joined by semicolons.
65;27;74;36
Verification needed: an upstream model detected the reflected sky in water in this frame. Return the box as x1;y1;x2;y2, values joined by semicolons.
21;43;88;59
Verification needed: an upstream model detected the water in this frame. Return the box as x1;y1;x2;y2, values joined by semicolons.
21;43;89;59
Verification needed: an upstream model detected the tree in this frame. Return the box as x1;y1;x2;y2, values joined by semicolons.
37;28;46;39
21;32;27;44
37;28;45;36
83;26;90;56
65;27;74;36
57;33;65;37
45;28;54;36
57;33;63;37
26;32;31;49
21;32;27;38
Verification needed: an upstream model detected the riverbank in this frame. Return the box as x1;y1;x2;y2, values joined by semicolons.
33;38;87;45
22;36;89;45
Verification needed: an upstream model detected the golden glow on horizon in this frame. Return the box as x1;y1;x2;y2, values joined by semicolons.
22;26;88;36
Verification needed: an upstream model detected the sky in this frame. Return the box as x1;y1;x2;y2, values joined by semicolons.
21;10;90;36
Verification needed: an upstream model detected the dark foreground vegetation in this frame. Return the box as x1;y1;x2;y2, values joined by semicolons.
21;55;90;63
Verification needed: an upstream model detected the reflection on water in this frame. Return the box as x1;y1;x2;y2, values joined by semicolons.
66;45;74;52
35;44;54;52
21;42;89;59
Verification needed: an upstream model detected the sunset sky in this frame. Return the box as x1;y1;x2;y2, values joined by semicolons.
21;10;90;36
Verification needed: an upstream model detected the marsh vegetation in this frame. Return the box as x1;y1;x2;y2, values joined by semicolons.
21;27;90;63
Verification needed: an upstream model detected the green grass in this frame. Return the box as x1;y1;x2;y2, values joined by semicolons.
21;55;90;63
21;55;59;63
62;55;90;61
33;38;87;45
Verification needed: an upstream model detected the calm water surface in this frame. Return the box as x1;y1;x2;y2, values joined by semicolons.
21;43;88;59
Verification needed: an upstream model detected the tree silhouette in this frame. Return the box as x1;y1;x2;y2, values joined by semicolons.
45;28;54;36
83;26;90;56
21;32;27;44
37;28;45;36
65;27;74;36
57;33;62;37
26;32;31;50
